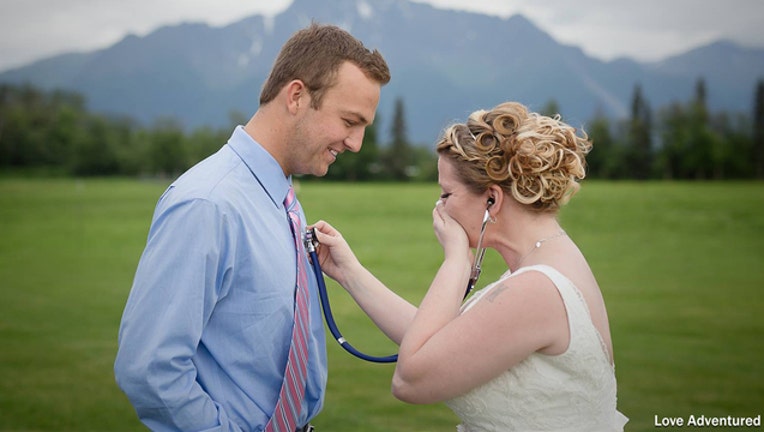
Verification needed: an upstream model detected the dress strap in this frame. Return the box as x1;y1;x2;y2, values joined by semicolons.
462;265;589;326
467;265;611;364
516;265;612;364
513;265;591;324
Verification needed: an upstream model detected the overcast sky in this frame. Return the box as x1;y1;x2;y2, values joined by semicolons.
1;0;763;72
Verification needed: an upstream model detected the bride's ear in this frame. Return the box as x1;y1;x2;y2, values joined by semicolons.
486;185;503;216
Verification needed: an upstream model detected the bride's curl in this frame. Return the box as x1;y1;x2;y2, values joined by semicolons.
436;102;592;213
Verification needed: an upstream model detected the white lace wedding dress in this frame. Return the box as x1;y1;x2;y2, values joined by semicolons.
445;265;629;432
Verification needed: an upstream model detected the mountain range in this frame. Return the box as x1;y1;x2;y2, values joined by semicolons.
2;0;764;143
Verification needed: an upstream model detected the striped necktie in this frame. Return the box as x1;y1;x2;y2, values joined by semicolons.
265;186;310;432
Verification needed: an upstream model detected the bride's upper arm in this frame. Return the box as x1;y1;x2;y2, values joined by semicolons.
392;271;569;404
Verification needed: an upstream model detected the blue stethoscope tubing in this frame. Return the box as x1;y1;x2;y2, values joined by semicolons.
305;229;398;363
305;209;490;364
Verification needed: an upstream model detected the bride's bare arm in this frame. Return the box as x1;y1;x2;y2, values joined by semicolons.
312;220;416;344
390;203;567;404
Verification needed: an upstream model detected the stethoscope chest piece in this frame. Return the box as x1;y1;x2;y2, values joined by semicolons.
306;205;488;364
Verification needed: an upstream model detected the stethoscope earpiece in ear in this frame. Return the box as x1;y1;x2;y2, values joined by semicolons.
487;197;495;208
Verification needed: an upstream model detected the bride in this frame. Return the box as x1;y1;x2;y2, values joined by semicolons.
312;101;628;431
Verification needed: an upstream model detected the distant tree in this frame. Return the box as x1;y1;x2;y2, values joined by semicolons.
0;84;88;171
0;84;42;167
410;145;438;181
326;117;382;181
359;120;383;179
147;117;187;177
187;126;227;167
45;90;88;168
694;78;708;122
227;110;249;130
385;97;414;181
686;77;729;179
70;115;123;176
540;99;561;117
686;78;716;178
754;79;764;178
102;116;142;176
585;111;620;179
624;84;653;179
656;103;690;179
5;79;761;181
712;111;754;178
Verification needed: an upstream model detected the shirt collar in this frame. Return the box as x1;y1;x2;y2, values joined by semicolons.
227;125;291;209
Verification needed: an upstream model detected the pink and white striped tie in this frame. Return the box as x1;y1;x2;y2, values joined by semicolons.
265;186;310;432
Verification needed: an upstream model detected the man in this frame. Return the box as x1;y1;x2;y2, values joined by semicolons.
114;23;390;431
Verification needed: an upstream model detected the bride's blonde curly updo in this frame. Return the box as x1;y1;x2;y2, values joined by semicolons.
436;102;592;213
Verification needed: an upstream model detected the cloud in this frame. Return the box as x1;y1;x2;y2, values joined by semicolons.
0;0;290;71
418;0;764;61
540;0;764;60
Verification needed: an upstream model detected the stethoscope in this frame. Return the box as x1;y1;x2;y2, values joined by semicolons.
305;200;493;363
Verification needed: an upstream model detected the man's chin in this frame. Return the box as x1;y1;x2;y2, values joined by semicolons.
311;164;331;177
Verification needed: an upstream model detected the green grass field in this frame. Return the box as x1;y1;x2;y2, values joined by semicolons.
1;178;762;431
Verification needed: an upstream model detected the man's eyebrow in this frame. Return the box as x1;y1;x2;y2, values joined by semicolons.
343;110;370;126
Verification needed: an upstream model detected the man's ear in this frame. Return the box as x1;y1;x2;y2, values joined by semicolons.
284;79;308;114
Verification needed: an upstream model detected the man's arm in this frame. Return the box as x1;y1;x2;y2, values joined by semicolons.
114;198;241;431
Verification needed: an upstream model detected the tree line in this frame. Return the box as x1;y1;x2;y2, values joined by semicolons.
0;83;435;180
583;78;764;180
1;79;763;180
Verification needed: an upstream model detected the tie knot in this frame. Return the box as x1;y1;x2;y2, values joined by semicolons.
284;186;298;212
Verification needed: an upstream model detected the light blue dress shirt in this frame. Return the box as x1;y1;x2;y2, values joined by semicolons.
115;126;328;432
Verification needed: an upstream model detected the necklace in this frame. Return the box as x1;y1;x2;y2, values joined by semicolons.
515;229;567;268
